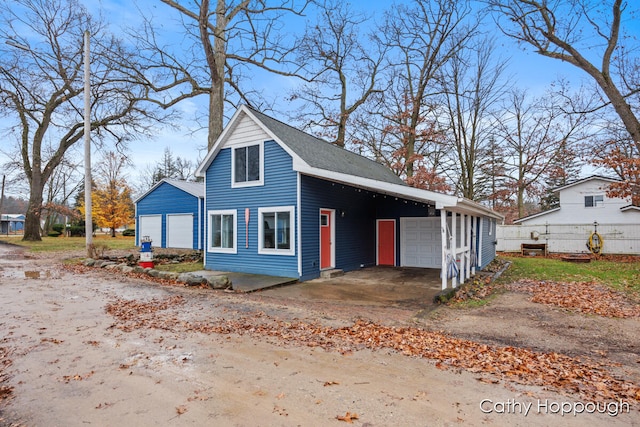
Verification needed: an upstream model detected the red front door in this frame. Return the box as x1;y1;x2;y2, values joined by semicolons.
377;220;395;266
320;210;332;269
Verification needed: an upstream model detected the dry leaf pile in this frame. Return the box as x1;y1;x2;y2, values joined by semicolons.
106;296;640;403
508;280;640;318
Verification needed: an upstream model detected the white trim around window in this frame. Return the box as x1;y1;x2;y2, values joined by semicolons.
231;141;264;188
258;206;295;256
207;209;237;254
584;194;604;208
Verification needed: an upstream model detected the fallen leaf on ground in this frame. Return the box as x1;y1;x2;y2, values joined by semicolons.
105;296;640;404
508;280;640;318
336;412;359;423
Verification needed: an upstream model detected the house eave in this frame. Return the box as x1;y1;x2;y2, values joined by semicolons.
296;164;502;219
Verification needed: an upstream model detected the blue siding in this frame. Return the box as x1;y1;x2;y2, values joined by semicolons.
135;182;202;249
300;176;377;280
300;177;443;280
479;217;497;269
205;141;298;277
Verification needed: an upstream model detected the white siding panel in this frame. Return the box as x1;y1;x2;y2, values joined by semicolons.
520;178;636;225
167;214;193;249
226;115;271;147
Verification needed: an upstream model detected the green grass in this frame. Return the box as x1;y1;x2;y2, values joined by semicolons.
154;261;204;273
1;234;135;253
496;256;640;295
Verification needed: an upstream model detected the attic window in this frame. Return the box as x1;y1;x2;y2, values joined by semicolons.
232;143;263;187
585;195;604;208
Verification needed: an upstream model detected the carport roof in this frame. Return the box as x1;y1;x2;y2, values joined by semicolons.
196;105;503;221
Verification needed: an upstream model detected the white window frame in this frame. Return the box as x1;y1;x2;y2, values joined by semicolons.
258;206;295;256
584;194;604;208
231;142;264;188
207;209;237;254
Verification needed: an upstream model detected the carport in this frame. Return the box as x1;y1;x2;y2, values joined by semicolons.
365;183;504;290
261;266;443;309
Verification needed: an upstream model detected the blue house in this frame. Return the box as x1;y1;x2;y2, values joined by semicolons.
1;214;25;234
134;179;204;250
196;106;503;289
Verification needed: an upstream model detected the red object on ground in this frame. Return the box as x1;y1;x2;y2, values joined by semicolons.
139;261;154;269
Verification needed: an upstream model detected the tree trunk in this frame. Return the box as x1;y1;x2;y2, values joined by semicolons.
23;176;44;241
208;82;224;150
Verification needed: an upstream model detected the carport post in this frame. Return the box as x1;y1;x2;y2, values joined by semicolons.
452;211;457;288
460;213;466;285
469;215;476;277
440;209;448;290
466;215;471;280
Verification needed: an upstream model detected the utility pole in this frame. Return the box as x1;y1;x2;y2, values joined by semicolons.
83;30;93;257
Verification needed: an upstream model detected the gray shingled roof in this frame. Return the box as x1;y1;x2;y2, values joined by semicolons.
248;108;406;186
164;179;204;198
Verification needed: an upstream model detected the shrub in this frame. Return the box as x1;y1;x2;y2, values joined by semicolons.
52;223;65;233
47;231;61;237
122;229;135;237
68;225;85;237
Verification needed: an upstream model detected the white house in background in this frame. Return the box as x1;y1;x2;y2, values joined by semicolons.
498;176;640;255
514;175;640;225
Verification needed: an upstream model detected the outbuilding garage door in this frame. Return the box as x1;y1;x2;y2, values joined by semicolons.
400;217;441;268
138;215;162;247
167;214;194;249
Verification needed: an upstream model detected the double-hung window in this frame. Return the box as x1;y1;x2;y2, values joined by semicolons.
208;210;236;253
584;195;604;208
258;206;295;255
232;143;262;187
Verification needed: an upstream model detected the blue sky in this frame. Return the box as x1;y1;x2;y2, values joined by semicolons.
87;0;585;186
4;0;633;198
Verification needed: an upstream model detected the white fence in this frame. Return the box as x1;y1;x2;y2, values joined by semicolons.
497;223;640;255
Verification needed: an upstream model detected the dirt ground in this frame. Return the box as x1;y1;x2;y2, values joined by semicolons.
0;244;639;427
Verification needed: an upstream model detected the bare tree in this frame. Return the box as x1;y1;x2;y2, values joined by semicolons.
440;37;509;200
494;89;589;218
0;0;166;240
133;0;310;151
378;0;477;180
487;0;640;150
289;0;384;147
42;156;82;233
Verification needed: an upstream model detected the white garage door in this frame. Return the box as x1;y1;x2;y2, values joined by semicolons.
167;214;193;249
400;217;441;268
139;215;162;247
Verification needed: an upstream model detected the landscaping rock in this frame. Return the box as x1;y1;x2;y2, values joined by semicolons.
101;262;117;269
178;273;206;286
120;265;134;274
147;269;161;278
157;271;179;281
83;258;96;267
206;275;231;290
